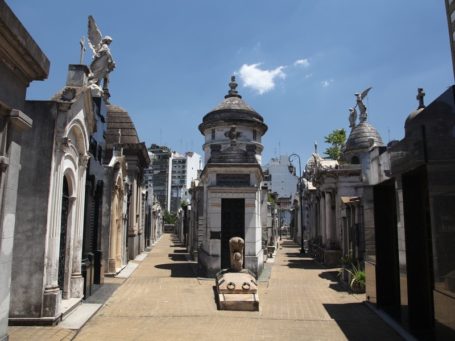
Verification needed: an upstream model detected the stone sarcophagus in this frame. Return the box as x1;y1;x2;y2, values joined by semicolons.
216;237;259;311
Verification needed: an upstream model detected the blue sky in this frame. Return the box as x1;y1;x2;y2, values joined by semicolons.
8;0;453;166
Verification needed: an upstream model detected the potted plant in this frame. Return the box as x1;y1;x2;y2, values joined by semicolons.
345;262;365;293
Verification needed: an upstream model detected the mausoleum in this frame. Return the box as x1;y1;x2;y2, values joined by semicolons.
197;77;268;277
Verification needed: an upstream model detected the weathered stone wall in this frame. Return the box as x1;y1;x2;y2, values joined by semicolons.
10;101;56;317
0;63;27;111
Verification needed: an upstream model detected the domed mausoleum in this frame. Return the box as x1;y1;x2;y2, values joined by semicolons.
196;77;268;277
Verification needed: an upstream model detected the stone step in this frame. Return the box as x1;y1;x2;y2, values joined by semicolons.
218;293;259;311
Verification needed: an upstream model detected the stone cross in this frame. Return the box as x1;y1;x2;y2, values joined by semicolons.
225;125;241;146
417;88;425;109
79;36;86;64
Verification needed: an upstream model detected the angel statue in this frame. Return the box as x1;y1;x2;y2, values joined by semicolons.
348;107;357;128
354;87;372;123
87;15;115;94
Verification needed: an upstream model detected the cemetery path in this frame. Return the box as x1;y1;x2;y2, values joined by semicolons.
73;233;402;341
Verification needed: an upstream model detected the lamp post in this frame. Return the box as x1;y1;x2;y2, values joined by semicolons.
289;154;305;255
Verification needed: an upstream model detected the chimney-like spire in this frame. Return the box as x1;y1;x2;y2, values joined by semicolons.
225;75;242;99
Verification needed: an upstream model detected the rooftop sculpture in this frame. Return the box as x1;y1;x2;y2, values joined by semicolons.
353;87;372;124
87;15;115;97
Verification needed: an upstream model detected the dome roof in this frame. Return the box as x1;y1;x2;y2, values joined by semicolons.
106;105;140;146
344;121;384;155
211;95;257;112
199;76;267;134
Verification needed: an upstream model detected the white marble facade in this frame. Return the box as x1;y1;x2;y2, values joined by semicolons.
198;168;264;276
10;66;94;323
42;97;91;317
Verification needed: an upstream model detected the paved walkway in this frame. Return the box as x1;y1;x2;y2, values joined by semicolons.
8;235;402;340
72;234;401;341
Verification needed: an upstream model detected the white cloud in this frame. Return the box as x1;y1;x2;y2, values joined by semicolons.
321;79;334;87
305;73;313;79
237;63;286;95
294;58;310;67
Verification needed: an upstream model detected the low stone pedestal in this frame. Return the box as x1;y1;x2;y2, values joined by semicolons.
216;270;259;311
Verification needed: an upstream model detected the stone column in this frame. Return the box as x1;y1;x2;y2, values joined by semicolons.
128;176;138;260
42;148;64;317
325;191;332;246
70;157;88;298
138;189;144;253
320;194;326;245
108;190;118;273
116;192;124;267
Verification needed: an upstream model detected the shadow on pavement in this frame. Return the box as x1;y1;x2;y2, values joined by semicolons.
285;252;303;258
168;253;188;261
84;283;123;304
279;244;300;249
155;263;197;278
170;244;185;248
287;259;337;270
318;270;351;293
323;303;402;341
171;249;187;254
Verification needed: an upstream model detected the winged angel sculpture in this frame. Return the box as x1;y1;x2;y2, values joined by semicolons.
87;16;115;93
354;87;372;123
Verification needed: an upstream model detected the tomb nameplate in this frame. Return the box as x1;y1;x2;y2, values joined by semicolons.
216;174;250;187
210;231;221;239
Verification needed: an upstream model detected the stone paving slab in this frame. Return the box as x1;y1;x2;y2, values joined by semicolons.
74;234;403;341
59;304;102;330
8;326;76;341
7;235;402;340
115;262;138;278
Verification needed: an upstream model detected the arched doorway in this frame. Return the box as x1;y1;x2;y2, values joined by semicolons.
58;176;70;290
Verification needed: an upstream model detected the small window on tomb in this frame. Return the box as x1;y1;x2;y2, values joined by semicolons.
211;129;215;140
253;129;257;141
97;146;103;161
351;156;360;164
89;138;97;156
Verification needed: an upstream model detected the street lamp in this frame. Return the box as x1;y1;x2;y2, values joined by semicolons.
289;154;305;255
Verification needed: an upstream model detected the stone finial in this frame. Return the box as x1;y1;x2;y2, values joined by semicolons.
417;88;425;109
225;75;242;98
314;141;318;154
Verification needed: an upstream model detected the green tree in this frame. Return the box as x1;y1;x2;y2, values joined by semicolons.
163;210;177;224
323;128;346;160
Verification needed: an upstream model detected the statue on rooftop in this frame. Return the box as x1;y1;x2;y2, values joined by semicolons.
87;15;115;95
354;87;372;123
349;107;357;128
